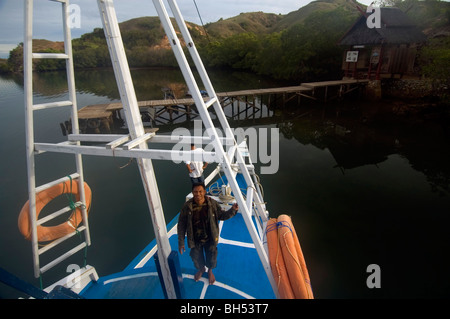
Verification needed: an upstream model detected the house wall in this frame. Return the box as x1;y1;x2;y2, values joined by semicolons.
381;44;418;75
342;44;419;79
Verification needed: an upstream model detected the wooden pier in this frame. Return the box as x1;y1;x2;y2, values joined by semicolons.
301;79;369;102
74;79;368;132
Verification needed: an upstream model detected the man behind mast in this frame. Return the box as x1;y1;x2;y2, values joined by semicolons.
178;183;238;285
185;144;208;184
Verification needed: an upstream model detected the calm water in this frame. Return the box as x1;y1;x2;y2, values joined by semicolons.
1;68;449;299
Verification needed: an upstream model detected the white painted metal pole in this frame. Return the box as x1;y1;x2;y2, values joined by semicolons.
166;0;232;137
61;0;91;246
96;0;176;299
24;0;41;279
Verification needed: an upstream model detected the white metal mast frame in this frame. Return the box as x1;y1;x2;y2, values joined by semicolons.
165;0;267;222
24;0;90;279
97;0;176;299
153;0;278;297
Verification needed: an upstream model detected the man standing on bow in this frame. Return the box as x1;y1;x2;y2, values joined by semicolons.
178;183;238;285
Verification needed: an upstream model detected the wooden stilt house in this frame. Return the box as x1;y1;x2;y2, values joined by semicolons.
339;7;426;80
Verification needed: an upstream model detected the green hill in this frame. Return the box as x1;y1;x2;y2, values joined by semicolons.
2;0;449;82
205;12;283;38
271;0;361;32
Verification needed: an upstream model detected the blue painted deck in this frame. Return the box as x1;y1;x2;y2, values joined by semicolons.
79;174;275;299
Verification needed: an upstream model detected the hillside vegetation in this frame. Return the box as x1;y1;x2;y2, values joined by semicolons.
204;12;283;38
2;0;449;82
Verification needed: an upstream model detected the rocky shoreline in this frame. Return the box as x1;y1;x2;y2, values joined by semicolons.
364;78;449;114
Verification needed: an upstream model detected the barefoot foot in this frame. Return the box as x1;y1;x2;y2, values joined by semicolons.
208;269;215;285
195;267;205;281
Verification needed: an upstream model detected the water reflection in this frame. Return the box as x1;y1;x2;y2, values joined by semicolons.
2;68;450;298
24;68;283;101
19;68;450;195
277;101;450;196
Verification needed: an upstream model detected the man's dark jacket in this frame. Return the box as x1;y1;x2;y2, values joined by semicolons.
178;196;237;249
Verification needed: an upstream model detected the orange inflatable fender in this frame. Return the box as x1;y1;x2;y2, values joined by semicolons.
265;214;313;299
277;214;313;299
287;215;314;298
266;218;295;299
18;179;92;242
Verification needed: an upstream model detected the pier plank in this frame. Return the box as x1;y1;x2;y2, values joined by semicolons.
76;81;367;122
78;104;113;119
217;85;311;97
301;79;368;88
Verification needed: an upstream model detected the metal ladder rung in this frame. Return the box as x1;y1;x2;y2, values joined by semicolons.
245;186;265;238
35;173;80;194
246;187;254;213
33;100;72;111
106;135;131;149
40;242;87;274
227;144;237;162
32;53;69;59
122;132;155;150
205;97;217;109
238;143;250;157
245;164;255;173
38;226;86;255
36;201;83;226
69;134;128;143
34;141;76;155
70;133;149;150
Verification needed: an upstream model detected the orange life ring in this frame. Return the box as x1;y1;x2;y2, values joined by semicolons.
18;179;92;242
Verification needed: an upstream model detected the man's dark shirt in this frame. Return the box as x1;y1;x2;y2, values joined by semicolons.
192;201;210;244
178;196;237;249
